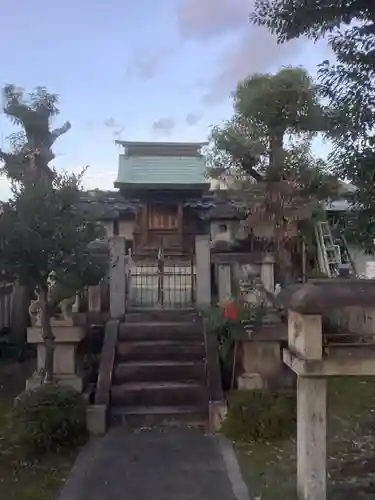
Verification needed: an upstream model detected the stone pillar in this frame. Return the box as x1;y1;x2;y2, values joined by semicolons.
238;340;282;389
261;253;275;292
297;377;327;500
72;293;80;313
26;322;86;392
109;237;126;319
217;264;232;303
195;235;211;308
288;311;323;359
288;310;326;500
88;284;101;312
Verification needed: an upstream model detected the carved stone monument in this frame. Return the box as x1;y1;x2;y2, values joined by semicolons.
26;295;85;392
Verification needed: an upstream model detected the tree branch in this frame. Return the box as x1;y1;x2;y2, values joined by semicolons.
50;121;71;146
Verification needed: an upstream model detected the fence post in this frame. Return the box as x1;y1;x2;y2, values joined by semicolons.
217;264;232;303
195;235;211;308
88;284;102;312
109;237;126;319
260;253;275;292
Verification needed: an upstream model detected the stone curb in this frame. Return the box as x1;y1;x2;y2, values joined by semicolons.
216;435;252;500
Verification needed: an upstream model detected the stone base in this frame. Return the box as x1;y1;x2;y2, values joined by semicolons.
26;324;85;393
26;373;83;392
50;316;75;328
86;404;107;435
27;325;85;343
237;373;264;390
242;340;281;375
209;401;227;432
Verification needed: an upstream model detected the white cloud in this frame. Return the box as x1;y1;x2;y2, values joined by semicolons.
177;0;304;104
125;47;172;80
186;112;202;126
68;166;118;191
103;117;121;129
152;117;176;136
0;170;116;199
82;171;117;191
177;0;250;40
203;29;302;104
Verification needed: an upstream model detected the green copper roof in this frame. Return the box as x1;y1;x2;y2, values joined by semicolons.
115;154;208;186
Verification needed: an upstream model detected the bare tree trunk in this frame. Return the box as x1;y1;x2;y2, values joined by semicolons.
269;132;284;178
9;282;32;358
39;285;55;383
277;244;294;286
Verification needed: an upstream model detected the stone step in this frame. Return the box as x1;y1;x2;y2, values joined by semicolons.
125;310;198;323
117;340;205;362
109;405;208;428
111;381;208;407
113;360;206;384
118;321;203;341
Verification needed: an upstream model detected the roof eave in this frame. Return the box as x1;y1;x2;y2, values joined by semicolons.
114;181;210;190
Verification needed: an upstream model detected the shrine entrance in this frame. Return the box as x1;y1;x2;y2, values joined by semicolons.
127;255;196;310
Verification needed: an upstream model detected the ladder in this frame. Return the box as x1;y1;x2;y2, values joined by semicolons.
332;229;357;276
315;221;342;278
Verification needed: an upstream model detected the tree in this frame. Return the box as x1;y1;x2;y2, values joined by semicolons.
0;85;73;351
0;85;107;380
251;1;375;252
0;84;71;184
207;67;338;282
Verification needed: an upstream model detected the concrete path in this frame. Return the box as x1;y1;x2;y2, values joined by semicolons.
58;427;250;500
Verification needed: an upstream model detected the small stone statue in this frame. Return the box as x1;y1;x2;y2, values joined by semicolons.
59;296;75;322
28;295;42;326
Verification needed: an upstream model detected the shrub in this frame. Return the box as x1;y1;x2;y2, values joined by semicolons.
203;301;267;390
10;383;87;454
221;389;296;442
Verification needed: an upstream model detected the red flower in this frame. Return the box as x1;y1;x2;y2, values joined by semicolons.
222;300;242;321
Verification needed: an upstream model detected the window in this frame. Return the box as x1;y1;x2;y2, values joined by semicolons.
218;223;228;233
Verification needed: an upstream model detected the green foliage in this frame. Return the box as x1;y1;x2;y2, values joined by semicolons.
235;68;326;139
204;300;267;389
251;0;375;253
204;299;267;343
319;27;375;253
0;169;107;295
251;0;373;43
9;384;87;454
207;68;339;253
221;389;296;442
0;84;107;298
0;84;107;380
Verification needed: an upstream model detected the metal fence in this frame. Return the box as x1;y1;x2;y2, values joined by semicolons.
128;260;196;309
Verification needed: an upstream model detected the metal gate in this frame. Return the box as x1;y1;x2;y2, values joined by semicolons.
127;257;196;309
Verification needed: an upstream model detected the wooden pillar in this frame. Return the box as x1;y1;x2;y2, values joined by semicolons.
177;202;183;249
141;204;148;248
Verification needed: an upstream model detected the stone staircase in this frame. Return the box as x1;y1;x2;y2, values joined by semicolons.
109;311;209;427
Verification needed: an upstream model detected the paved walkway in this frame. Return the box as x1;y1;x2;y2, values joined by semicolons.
58;427;250;500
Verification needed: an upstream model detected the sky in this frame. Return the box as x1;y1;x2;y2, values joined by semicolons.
0;0;333;200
